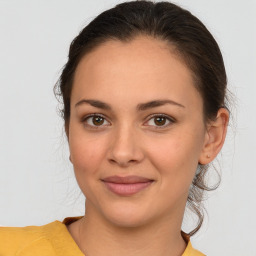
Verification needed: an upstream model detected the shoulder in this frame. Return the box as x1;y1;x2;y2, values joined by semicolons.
183;241;205;256
181;232;205;256
0;221;61;256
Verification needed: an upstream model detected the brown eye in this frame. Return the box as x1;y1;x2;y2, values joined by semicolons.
92;116;104;126
84;115;110;128
145;115;174;128
154;116;167;126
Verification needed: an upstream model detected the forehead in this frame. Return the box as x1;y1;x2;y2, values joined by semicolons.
71;36;202;109
74;36;187;81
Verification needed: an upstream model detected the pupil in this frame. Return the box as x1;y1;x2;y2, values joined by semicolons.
154;117;166;126
93;116;104;125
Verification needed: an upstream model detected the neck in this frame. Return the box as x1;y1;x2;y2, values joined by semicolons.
70;202;187;256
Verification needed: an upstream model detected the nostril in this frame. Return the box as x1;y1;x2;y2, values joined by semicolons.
108;157;138;167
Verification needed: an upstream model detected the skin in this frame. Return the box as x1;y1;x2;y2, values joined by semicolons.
66;36;229;256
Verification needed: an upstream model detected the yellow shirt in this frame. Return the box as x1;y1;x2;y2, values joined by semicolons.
0;217;205;256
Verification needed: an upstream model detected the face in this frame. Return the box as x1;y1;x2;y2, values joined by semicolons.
68;36;208;228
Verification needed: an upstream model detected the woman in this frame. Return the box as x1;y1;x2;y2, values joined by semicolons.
0;1;229;255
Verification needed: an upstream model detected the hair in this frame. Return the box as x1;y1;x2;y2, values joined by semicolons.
54;0;229;236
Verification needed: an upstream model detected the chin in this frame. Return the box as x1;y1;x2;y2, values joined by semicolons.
99;201;154;228
105;213;150;229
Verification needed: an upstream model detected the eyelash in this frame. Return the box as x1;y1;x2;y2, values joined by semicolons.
81;113;175;129
82;113;110;129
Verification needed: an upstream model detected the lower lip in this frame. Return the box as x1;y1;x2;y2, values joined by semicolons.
103;181;153;196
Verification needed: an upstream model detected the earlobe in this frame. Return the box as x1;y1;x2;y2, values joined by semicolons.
199;108;229;165
65;123;72;163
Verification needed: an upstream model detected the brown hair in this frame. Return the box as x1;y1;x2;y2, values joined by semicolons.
54;0;229;236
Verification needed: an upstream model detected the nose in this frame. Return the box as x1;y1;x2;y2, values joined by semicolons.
107;126;145;167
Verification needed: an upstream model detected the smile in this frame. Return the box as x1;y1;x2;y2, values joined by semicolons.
101;175;154;196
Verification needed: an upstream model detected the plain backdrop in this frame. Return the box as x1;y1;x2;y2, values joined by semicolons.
0;0;255;255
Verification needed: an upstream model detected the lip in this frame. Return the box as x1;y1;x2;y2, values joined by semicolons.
101;175;154;196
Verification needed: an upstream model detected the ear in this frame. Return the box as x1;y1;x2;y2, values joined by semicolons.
199;108;229;165
65;121;72;163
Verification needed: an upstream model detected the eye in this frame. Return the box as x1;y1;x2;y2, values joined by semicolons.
145;114;174;128
83;114;110;128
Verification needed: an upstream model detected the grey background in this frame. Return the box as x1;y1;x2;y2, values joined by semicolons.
0;0;255;255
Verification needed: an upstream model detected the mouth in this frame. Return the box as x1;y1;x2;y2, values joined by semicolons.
101;175;154;196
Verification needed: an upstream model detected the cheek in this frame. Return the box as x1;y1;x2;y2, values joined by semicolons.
69;131;108;178
68;132;111;201
146;129;204;188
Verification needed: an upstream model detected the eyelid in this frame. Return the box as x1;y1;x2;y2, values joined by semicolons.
82;113;111;128
143;113;176;128
81;113;175;129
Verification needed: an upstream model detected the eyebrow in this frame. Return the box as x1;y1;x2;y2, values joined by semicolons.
75;99;185;110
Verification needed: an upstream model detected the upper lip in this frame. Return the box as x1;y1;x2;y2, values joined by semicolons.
101;175;153;184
